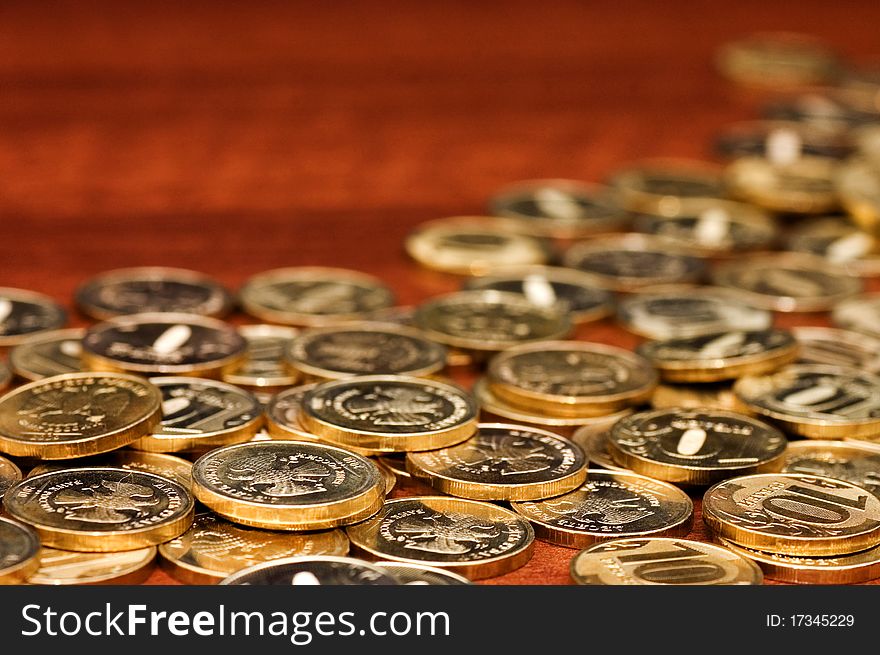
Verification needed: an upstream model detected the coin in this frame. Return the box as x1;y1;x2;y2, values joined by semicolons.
28;450;193;488
636;329;799;383
0;372;162;459
0;361;10;393
463;266;614;324
0;455;22;496
158;512;350;584
608;408;787;485
346;496;534;580
223;324;300;392
404;217;551;275
725;156;839;214
633;199;777;256
301;376;478;453
82;313;247;378
792;326;880;373
239;267;395;327
650;382;740;412
715;32;839;88
783;216;880;276
130;377;262;453
714;120;853;161
763;92;877;131
0;288;66;347
702;473;880;556
719;538;880;585
219;555;398;585
833;293;880;338
487;341;657;417
8;328;84;381
733;364;880;439
712;253;861;312
562;234;707;292
191;441;385;530
28;547;156;585
781;440;880;495
488;179;629;237
3;467;194;551
374;562;471;584
75;267;233;320
570;537;763;585
413;290;571;353
0;517;41;584
284;323;447;380
835;158;880;234
376;454;410;480
264;383;321;440
607;161;725;214
406;423;587;501
376;460;397;495
571;426;628;471
854;124;880;167
616;288;771;340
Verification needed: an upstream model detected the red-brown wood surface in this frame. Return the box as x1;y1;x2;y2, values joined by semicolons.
2;0;880;585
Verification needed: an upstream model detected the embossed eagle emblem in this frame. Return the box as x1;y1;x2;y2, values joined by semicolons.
391;511;501;555
53;479;159;524
17;387;130;430
543;495;654;525
461;436;554;476
347;386;444;427
226;453;331;497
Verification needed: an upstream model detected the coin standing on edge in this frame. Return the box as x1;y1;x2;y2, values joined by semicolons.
0;517;41;584
28;547;157;585
346;496;534;580
375;562;472;585
406;423;587;501
219;555;399;585
0;288;67;347
8;328;85;381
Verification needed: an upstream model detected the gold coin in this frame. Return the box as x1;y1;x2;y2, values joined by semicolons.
75;267;233;320
413;290;571;353
793;326;880;373
570;537;763;585
377;460;396;495
192;441;385;531
704;473;880;556
512;469;693;548
404;217;551;275
27;450;193;488
28;547;157;585
376;453;410;480
0;372;162;459
130;377;262;453
715;120;853;161
650;382;739;412
3;467;194;552
718;538;880;585
715;32;839;88
0;517;41;584
158;512;350;584
0;288;67;348
8;328;84;381
406;423;587;501
488;179;629;238
223;324;300;392
0;454;22;496
853;121;880;167
636;329;799;383
571;425;629;471
487;341;656;418
725;156;840;214
0;360;10;393
301;375;478;453
781;440;880;495
608;408;787;485
784;216;880;277
835;158;880;234
734;364;880;439
833;292;880;338
346;496;534;580
607;160;724;215
239;267;395;327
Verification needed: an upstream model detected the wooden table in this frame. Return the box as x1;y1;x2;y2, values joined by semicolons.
2;0;879;585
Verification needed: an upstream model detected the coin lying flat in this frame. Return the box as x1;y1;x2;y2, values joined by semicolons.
8;328;84;381
835;158;880;235
734;364;880;439
239;267;395;327
616;289;771;340
374;561;472;585
285;323;447;380
346;496;534;580
192;441;385;531
159;512;350;584
512;469;693;549
264;383;321;439
464;266;614;324
784;216;880;277
716;32;839;88
636;329;799;383
792;326;880;373
413;290;571;353
28;450;193;489
703;473;880;556
607;161;725;215
75;267;233;320
715;120;853;161
719;538;880;585
28;547;157;585
222;325;300;394
650;382;740;412
608;408;787;486
487;341;657;417
406;423;587;501
3;467;194;552
301;376;478;453
0;455;22;496
404;217;551;275
571;426;629;471
0;517;41;584
220;555;398;585
833;293;880;338
562;234;707;292
781;440;880;495
130;377;262;453
0;372;162;459
0;288;67;347
725;156;839;214
570;537;763;585
763;92;876;131
82;313;247;378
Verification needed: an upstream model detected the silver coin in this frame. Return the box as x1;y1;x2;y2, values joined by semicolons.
9;328;85;381
0;288;67;347
220;556;398;585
